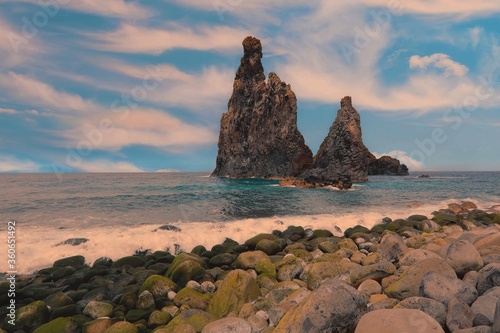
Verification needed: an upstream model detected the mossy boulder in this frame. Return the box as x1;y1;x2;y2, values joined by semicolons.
318;241;340;253
83;301;113;319
111;256;145;269
165;253;206;287
311;229;334;239
148;310;172;328
53;255;87;269
306;261;359;290
235;251;271;270
209;253;235;267
49;304;78;320
207;269;262;318
255;239;282;255
44;292;74;309
493;214;500;225
82;318;120;333
244;233;278;249
282;226;305;240
255;259;276;277
125;309;151;322
140;275;177;299
191;245;207;256
432;212;459;225
7;300;49;330
173;287;212;310
32;317;78;333
407;214;428;222
164;309;215;332
52;267;77;281
104;321;139;333
344;225;370;238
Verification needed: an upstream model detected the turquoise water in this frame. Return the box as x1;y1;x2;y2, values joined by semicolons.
1;171;498;227
0;171;498;273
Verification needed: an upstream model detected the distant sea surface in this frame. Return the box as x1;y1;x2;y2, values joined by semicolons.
1;171;499;273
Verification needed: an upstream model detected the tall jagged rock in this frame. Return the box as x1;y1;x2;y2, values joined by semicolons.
211;36;313;178
305;96;373;182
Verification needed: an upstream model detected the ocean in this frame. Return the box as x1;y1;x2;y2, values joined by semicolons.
1;171;499;274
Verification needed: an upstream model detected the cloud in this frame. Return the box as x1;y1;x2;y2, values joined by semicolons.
372;150;425;171
10;0;152;20
0;108;17;114
409;53;469;77
85;24;249;54
469;27;483;48
0;72;99;113
59;108;218;152
0;17;42;69
76;160;144;173
0;155;39;172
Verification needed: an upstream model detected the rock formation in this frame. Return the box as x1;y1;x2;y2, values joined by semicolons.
304;96;373;183
368;154;409;176
211;36;313;178
212;37;408;188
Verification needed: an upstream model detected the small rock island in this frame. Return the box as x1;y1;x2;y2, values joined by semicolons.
212;36;408;189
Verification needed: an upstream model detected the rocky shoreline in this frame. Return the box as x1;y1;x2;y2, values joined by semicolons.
2;202;500;333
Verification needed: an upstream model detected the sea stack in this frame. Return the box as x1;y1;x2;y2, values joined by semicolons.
305;96;373;182
211;36;313;178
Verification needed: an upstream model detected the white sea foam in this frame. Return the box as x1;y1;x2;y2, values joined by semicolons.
4;197;497;274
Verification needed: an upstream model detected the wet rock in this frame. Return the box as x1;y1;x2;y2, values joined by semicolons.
255;239;282;255
32;317;78;333
136;290;155;310
164;308;215;332
173;287;212;311
111;256;145;269
104;321;138;333
165;253;206;288
8;300;49;331
139;275;177;299
148;310;172;328
56;238;89;246
53;255;87;270
235;251;272;270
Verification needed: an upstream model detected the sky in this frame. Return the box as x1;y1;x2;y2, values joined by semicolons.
0;0;499;174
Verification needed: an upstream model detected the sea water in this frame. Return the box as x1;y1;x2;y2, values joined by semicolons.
0;171;498;273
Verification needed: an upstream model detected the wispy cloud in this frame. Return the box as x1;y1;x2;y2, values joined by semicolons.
0;72;98;113
0;107;17;114
10;0;152;20
59;108;218;152
85;24;249;54
409;53;469;77
0;155;39;172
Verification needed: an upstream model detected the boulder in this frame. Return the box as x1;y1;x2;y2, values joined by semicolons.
53;255;87;270
446;297;475;332
399;248;442;266
111;255;144;269
136;290;155;310
477;263;500;295
273;279;368;333
385;258;456;300
207;269;261;318
394;296;447;327
350;261;396;286
255;239;282;255
445;239;484;277
354;309;445;333
201;317;252;333
83;301;113;319
165;253;206;288
32;317;78;333
235;251;272;270
378;233;408;263
139;275;177;299
173;287;212;311
164;309;215;332
148;310;172;327
104;322;138;333
420;271;478;305
8;300;49;330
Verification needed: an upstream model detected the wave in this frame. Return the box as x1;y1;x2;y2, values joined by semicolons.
4;197;497;275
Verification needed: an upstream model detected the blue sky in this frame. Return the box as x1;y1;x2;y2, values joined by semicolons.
0;0;499;173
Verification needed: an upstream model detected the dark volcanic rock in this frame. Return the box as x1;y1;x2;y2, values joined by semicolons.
211;36;313;178
303;96;372;182
368;155;409;176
